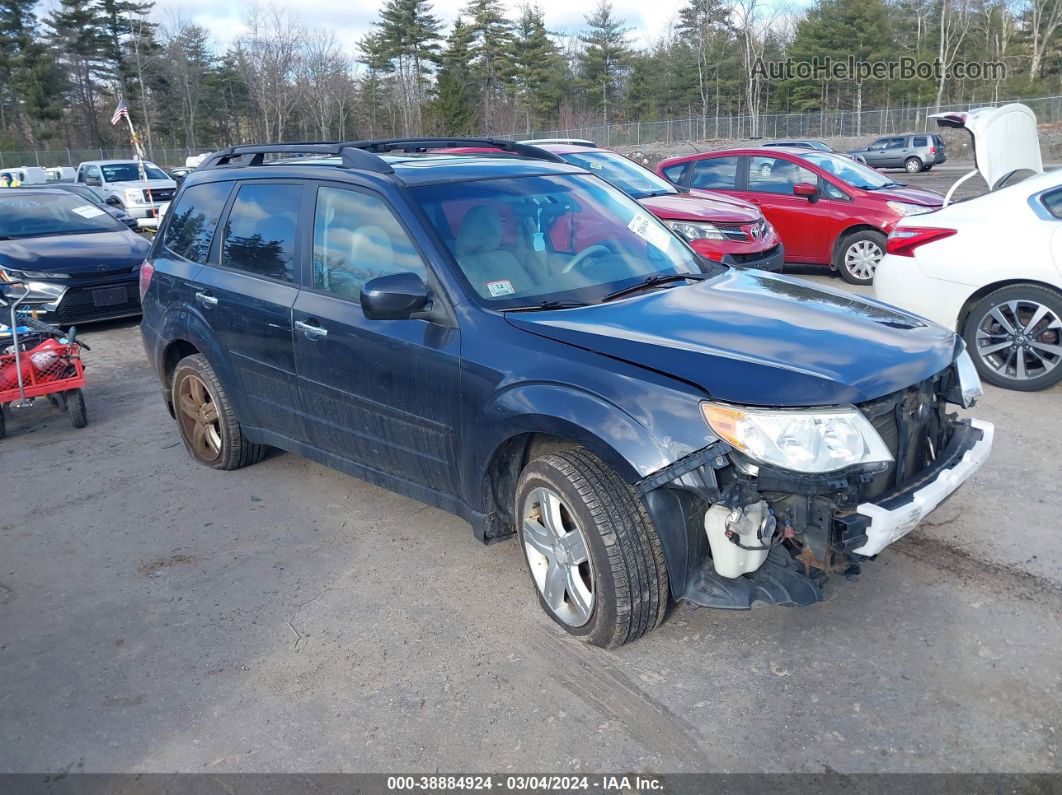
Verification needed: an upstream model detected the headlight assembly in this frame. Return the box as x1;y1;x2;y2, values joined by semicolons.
123;188;144;204
886;200;934;217
702;402;894;474
665;220;726;241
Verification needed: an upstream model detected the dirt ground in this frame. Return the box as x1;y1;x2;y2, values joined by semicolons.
1;167;1060;774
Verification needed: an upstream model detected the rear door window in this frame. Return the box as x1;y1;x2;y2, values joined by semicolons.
747;156;818;194
163;181;233;264
691;157;739;190
312;186;427;301
220;183;302;283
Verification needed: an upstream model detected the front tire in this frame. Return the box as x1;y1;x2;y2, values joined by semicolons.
904;157;923;173
515;448;669;648
68;388;87;428
962;285;1062;391
171;354;266;469
835;229;886;284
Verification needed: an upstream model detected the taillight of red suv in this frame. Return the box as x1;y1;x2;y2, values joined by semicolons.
886;227;956;257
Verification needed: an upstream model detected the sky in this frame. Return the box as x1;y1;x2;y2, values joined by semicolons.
149;0;697;54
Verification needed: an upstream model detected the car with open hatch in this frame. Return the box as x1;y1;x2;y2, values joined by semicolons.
140;138;992;648
657;146;944;284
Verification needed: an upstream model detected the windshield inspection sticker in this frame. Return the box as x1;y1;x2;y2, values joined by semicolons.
71;205;105;218
486;279;515;298
628;212;672;252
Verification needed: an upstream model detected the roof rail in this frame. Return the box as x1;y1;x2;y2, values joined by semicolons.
343;137;567;163
196;137;567;175
198;143;394;174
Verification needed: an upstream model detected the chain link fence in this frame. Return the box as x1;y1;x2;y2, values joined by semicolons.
501;94;1062;149
3;94;1060;169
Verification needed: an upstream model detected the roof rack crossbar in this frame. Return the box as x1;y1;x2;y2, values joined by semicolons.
342;137;567;163
199;143;394;174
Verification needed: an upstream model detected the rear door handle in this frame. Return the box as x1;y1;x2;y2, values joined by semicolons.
195;292;218;309
294;319;328;339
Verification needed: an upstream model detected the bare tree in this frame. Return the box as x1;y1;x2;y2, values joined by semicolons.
239;3;305;140
1026;0;1062;79
934;0;973;110
296;31;353;139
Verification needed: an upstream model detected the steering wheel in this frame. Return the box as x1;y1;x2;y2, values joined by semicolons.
560;244;613;275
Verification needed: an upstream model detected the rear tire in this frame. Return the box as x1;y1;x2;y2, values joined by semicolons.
171;354;266;469
904;157;923;173
962;285;1062;391
0;405;6;439
835;229;886;285
68;388;87;428
515;448;669;648
922;164;934;172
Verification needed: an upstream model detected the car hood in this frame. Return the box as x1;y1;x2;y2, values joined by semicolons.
506;270;959;407
864;185;943;207
638;191;761;223
0;230;150;276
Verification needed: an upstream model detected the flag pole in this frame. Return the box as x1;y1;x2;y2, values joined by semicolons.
121;100;157;219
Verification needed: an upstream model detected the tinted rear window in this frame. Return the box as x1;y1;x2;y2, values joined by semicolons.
691;157;738;189
163;181;232;264
1043;188;1062;219
913;136;927;146
221;183;302;282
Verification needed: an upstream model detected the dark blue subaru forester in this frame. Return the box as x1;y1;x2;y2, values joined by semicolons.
141;139;993;647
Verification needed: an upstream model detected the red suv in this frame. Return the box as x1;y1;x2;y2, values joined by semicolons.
657;147;944;284
524;143;784;271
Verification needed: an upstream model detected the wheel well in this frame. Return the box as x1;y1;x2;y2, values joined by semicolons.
480;432;581;542
956;279;1062;334
160;339;200;415
832;224;883;265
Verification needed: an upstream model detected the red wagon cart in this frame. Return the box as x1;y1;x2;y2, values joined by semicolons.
0;282;87;439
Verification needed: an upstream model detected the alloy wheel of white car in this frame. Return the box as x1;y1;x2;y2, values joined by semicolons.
971;296;1062;385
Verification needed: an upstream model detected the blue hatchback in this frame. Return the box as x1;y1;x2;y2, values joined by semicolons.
140;139;992;647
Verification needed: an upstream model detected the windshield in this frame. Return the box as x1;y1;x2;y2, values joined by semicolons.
411;174;704;308
101;162;169;182
798;152;898;189
557;151;677;200
0;193;125;238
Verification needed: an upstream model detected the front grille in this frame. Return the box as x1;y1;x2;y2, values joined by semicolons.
712;222;751;242
55;280;141;324
728;243;781;264
858;374;950;499
144;188;175;202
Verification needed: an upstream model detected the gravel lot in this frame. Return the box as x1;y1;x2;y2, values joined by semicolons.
2;167;1060;774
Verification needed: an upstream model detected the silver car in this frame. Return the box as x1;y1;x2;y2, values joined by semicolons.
849;134;947;173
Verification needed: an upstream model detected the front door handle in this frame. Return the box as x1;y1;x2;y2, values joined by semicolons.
195;292;218;309
295;320;328;339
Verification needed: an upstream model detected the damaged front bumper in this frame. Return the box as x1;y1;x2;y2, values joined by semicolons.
640;417;993;610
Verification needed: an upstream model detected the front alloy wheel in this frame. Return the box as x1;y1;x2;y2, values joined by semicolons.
515;449;669;647
522;486;595;627
964;286;1062;391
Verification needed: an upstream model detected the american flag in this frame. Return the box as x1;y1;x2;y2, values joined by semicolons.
110;98;129;126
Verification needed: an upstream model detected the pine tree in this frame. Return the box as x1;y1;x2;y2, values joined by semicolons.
356;31;394;138
579;0;632;124
676;0;727;132
463;0;513;131
426;16;477;134
48;0;111;145
377;0;442;134
0;0;63;146
511;5;564;132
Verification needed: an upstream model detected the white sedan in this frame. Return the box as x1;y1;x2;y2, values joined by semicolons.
875;168;1062;391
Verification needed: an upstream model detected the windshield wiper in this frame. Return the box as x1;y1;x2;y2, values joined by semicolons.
601;272;708;303
502;299;591;313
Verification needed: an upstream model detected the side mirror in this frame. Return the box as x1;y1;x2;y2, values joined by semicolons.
85;176;102;187
793;182;818;202
361;272;430;321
